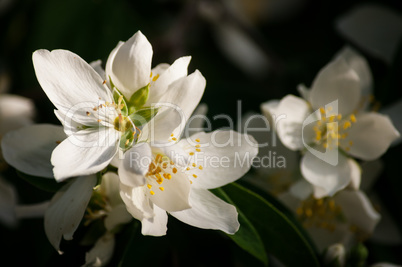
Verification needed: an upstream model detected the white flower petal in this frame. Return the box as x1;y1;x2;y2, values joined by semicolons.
99;172;122;207
149;70;206;142
83;233;115;267
274;95;311;150
51;127;119;181
181;130;258;189
260;99;279;121
340;112;400;160
336;4;402;64
301;151;359;197
183;103;208;137
334;46;373;99
32;49;113;115
310;57;361;116
147;168;191;212
147;56;191;104
118;143;152;187
45;175;96;253
0;94;35;135
289;179;313;200
119;183;154;220
380;98;402;146
335;190;380;234
297;84;311;101
1;124;66;178
170;188;240;234
0;177;17;227
141;204;168;236
109;31;152;98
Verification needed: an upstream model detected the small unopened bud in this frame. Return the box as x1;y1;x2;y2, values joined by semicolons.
324;243;346;267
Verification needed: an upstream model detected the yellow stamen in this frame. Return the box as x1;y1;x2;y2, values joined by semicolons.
150;191;155;195
196;149;201;152
193;174;197;178
350;114;356;123
343;121;352;129
198;166;203;170
172;168;177;174
147;184;152;189
189;152;194;156
152;74;160;81
195;138;200;142
159;187;164;191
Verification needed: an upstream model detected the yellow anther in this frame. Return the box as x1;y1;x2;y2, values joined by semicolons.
350;114;356;123
195;138;200;142
349;141;353;146
192;163;196;167
198;165;203;170
315;130;322;141
150;72;153;77
147;184;152;189
170;161;174;165
157;178;163;184
172;168;177;174
190;180;193;184
189;152;194;156
159;187;164;191
328;115;336;122
86;111;91;116
195;144;201;148
305;208;313;217
155;173;162;180
320;107;325;114
163;163;168;169
170;133;174;137
150;191;155;195
186;167;190;171
166;174;172;180
152;74;160;82
156;166;162;173
323;142;328;148
163;173;168;179
196;149;201;152
337;114;342;120
125;139;129;145
172;137;177;141
193;174;197;178
343;121;352;129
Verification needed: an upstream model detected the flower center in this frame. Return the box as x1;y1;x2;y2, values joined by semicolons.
313;107;356;151
145;153;175;195
296;196;344;232
113;115;134;132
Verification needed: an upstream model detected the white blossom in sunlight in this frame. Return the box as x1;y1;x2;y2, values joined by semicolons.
264;47;400;197
118;130;258;236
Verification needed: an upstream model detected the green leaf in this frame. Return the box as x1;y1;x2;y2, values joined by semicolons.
129;107;159;128
213;188;268;266
112;87;128;116
16;171;65;192
127;83;150;113
219;182;320;267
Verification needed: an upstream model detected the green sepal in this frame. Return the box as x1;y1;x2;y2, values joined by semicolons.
113;87;128;116
127;84;150;113
119;128;135;151
129;107;159;128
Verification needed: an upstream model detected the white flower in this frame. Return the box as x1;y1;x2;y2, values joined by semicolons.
118;130;258;236
265;47;399;197
31;31;205;181
32;49;130;181
105;31;206;144
279;182;380;252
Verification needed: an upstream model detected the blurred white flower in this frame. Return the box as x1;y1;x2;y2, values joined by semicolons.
279;182;380;252
119;130;258;236
264;47;399;197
